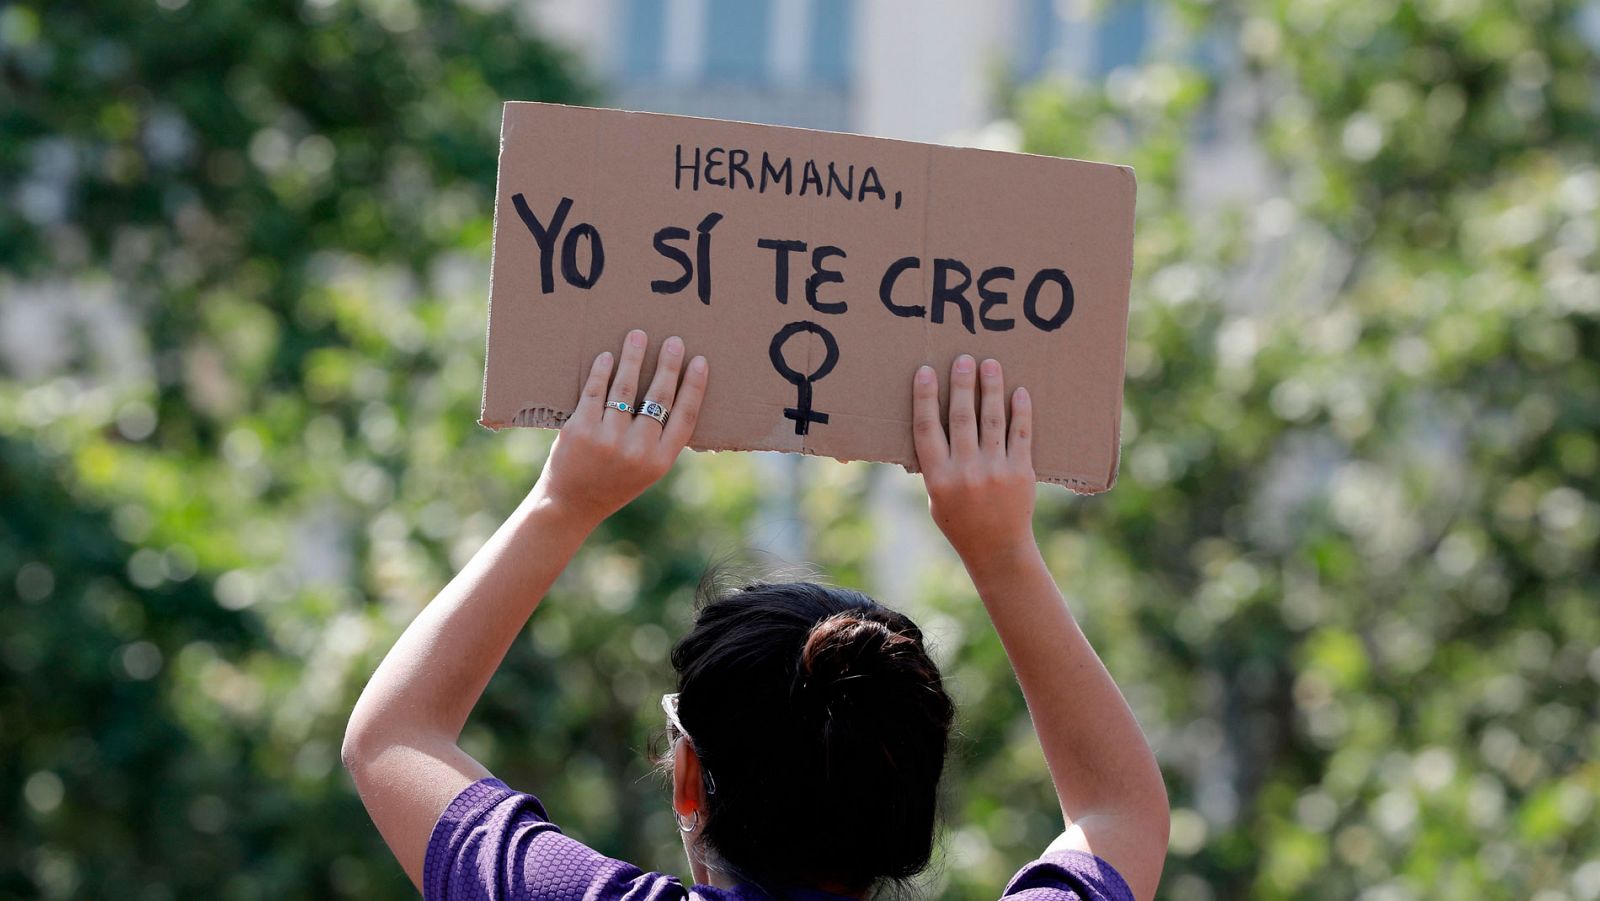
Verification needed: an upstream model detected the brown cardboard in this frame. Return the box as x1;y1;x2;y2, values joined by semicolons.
480;102;1135;492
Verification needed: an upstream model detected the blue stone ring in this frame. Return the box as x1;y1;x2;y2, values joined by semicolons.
638;400;669;425
605;401;633;414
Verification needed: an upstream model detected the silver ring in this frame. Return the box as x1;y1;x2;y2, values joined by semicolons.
638;400;669;425
605;401;634;414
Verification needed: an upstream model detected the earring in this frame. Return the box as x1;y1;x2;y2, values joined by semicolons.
675;809;700;833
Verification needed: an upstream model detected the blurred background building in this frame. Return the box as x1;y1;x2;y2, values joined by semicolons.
532;0;1158;141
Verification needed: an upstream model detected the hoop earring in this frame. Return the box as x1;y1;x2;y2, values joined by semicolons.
676;809;700;833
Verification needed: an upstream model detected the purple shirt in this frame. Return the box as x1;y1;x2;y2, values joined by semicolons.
425;779;1134;901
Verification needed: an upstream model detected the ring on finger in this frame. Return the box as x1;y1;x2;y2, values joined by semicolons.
637;400;669;425
605;400;634;415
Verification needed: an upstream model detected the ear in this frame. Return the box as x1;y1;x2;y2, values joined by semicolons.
671;737;710;818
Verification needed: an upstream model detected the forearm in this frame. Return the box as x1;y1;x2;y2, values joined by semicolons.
345;486;597;751
912;354;1166;897
343;332;708;890
963;538;1166;827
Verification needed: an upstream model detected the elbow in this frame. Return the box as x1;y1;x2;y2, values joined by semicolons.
1152;794;1172;854
1146;771;1172;849
340;720;365;777
341;709;379;779
340;706;437;780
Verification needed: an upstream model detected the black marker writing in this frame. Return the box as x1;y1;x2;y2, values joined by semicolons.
674;144;895;208
651;226;693;294
757;238;807;304
806;245;847;314
932;258;975;335
561;222;604;289
977;266;1016;331
760;239;849;313
650;213;723;304
513;193;605;294
694;213;723;305
1023;269;1074;331
769;320;840;436
879;256;925;318
876;254;1072;334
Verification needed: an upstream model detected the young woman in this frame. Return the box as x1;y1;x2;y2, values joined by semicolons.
343;330;1170;900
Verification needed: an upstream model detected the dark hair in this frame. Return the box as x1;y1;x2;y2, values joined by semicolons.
669;581;955;895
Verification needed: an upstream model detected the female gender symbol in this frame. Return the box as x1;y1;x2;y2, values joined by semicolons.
768;320;840;436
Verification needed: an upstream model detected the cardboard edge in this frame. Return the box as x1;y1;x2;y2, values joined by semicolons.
464;432;1110;493
477;102;515;432
482;410;1109;492
884;458;1104;493
499;101;1133;175
1098;163;1138;494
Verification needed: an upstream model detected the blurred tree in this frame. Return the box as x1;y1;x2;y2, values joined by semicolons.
0;1;724;898
987;0;1599;898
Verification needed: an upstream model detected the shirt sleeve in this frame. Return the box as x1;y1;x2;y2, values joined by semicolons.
424;778;689;901
1000;850;1136;901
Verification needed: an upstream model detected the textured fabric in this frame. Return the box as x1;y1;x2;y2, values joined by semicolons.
425;778;1135;901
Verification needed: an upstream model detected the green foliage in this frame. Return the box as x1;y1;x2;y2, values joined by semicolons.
1;0;613;897
997;1;1599;897
2;0;1597;899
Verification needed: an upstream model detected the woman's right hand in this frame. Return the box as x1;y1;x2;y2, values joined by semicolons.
911;354;1037;566
532;329;708;526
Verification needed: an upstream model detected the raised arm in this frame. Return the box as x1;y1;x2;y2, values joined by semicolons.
911;356;1169;901
341;330;707;891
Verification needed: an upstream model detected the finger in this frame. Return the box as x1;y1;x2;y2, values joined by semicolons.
660;355;708;451
604;329;648;426
978;358;1006;455
911;364;948;471
947;354;979;459
1008;386;1033;465
572;350;614;425
633;335;685;435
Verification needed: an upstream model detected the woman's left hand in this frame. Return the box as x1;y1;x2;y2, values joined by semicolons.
532;329;708;524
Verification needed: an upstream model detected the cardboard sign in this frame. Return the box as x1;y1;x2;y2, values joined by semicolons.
480;102;1135;492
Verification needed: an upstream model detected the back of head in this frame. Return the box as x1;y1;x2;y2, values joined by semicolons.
670;581;956;895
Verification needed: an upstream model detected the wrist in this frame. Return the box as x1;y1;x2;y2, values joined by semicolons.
955;531;1042;583
522;479;608;534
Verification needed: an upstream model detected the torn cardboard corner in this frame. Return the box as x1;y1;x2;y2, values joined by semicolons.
479;102;1136;493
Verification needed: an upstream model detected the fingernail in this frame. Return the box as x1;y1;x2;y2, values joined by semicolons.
599;351;613;363
981;358;999;377
664;336;683;355
916;365;934;383
955;355;975;373
629;330;647;348
691;356;707;373
1016;386;1029;402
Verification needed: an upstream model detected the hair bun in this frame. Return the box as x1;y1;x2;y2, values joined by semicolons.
798;613;921;701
